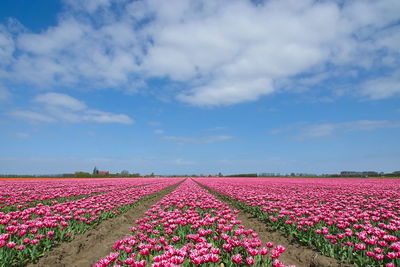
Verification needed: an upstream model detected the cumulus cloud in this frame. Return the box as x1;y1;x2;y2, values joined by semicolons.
0;0;399;105
163;135;233;145
9;93;133;124
177;78;274;106
361;71;400;99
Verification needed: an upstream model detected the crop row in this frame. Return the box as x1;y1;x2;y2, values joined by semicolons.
95;179;290;267
0;178;182;266
0;178;167;211
195;178;400;267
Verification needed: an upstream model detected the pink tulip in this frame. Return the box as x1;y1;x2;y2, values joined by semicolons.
232;254;243;264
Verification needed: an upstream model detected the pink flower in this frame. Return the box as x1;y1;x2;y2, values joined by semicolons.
7;242;16;248
192;256;202;265
366;251;375;257
354;243;366;251
222;243;232;252
247;248;258;256
47;231;55;237
124;258;134;265
170;256;184;264
271;249;281;258
210;254;220;263
260;247;269;255
266;242;274;248
172;236;180;242
375;254;384;261
273;259;285;267
139;248;150;255
232;254;243;264
275;245;286;253
246;256;255;265
0;234;10;241
210;248;220;254
387;252;397;259
17;245;25;250
134;260;146;267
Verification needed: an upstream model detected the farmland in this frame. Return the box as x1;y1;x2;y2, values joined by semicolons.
0;178;399;266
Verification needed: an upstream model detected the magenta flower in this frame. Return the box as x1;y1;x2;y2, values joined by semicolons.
232;254;243;264
246;256;255;265
7;242;16;248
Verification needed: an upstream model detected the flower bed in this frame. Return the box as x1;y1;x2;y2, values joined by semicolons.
195;177;400;267
96;179;289;267
0;178;182;266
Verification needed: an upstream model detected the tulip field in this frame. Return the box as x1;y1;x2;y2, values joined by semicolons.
0;178;182;266
95;179;287;267
0;177;399;266
195;178;400;267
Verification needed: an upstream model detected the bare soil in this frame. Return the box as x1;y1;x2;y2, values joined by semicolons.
195;180;354;267
29;181;182;267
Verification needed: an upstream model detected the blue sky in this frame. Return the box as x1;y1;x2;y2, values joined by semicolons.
0;0;399;175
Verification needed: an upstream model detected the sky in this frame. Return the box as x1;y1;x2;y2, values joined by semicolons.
0;0;399;175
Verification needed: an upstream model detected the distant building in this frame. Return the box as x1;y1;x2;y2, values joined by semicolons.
93;167;109;175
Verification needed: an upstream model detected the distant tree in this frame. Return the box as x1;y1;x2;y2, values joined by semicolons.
75;171;91;178
121;170;129;176
218;172;223;177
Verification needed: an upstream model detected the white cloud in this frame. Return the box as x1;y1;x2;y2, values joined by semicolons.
177;78;274;106
300;123;337;138
0;25;15;67
82;110;133;124
361;71;400;99
154;129;164;134
0;0;399;105
63;0;114;13
9;110;56;123
163;135;233;145
9;93;133;124
297;120;400;139
34;92;87;110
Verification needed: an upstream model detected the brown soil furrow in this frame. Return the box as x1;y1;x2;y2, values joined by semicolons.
29;180;183;267
195;179;354;267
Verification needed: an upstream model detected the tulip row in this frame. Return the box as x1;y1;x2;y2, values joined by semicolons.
95;179;291;267
0;178;164;212
195;178;400;267
0;178;182;266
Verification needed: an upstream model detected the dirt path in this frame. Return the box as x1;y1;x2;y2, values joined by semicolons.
195;180;353;267
29;181;183;267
